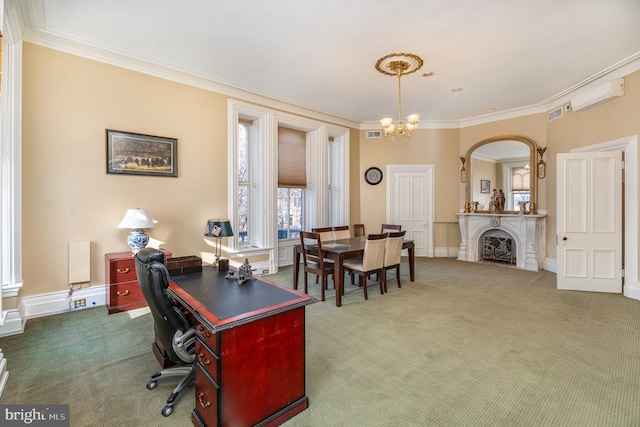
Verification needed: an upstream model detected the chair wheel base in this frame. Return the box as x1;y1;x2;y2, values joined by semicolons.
147;380;157;390
162;405;173;417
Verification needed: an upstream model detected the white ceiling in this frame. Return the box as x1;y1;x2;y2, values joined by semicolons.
19;0;640;126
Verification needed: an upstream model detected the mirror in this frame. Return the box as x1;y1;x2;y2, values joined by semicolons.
463;135;538;213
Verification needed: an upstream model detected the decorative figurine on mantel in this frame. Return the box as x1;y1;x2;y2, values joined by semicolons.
489;189;506;213
226;258;254;285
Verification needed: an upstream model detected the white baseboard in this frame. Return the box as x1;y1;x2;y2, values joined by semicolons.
0;351;8;398
0;285;107;338
0;309;26;337
20;285;107;319
543;257;557;273
624;281;640;301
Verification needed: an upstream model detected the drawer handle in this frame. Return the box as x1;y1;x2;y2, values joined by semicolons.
116;290;130;296
198;325;211;338
197;352;211;366
198;392;211;409
117;268;130;274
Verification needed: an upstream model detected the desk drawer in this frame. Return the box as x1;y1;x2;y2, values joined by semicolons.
108;258;137;284
108;281;146;311
195;321;219;355
195;340;219;383
194;364;219;427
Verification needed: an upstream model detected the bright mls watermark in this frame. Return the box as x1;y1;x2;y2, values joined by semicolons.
0;405;69;426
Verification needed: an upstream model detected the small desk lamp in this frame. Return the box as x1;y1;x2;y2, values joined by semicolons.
204;219;234;269
118;208;155;254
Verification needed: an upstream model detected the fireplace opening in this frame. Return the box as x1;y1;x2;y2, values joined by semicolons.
479;230;516;266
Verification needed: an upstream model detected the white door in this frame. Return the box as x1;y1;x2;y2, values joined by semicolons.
557;151;622;292
387;165;434;257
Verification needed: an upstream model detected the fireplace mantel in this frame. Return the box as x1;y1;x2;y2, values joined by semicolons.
457;213;546;271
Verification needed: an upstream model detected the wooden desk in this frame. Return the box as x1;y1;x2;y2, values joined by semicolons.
293;237;415;307
169;268;316;427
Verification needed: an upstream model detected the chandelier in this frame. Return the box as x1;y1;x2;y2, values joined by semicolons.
375;53;423;141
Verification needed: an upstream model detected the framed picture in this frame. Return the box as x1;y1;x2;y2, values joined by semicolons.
106;129;178;177
480;179;490;194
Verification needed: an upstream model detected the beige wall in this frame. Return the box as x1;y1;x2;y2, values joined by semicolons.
15;42;640;301
20;43;359;298
357;128;461;236
546;69;640;263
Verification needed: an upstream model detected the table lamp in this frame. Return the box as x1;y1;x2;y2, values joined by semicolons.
118;208;155;254
204;219;234;269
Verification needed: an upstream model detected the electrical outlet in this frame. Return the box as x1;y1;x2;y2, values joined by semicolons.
262;269;269;275
74;299;86;309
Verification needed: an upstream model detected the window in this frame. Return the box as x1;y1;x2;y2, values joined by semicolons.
511;166;530;207
277;188;303;240
237;121;251;246
228;100;349;270
277;127;306;241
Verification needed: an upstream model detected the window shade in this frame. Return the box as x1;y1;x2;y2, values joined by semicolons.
512;167;530;191
278;127;306;188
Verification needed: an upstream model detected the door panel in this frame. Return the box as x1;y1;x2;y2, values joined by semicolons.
557;151;622;293
388;165;433;257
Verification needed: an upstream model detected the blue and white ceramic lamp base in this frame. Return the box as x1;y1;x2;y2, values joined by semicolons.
127;228;150;254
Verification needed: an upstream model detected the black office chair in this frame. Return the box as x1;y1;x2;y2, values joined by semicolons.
134;248;196;417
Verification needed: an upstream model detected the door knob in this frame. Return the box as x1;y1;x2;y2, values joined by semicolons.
562;236;568;241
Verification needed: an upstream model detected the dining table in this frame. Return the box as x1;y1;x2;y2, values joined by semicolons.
292;236;415;307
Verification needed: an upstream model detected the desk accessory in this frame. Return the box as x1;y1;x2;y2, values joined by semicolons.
226;259;254;285
204;219;234;269
118;208;155;254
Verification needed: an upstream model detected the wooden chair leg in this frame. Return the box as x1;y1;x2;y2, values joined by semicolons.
320;275;326;302
396;265;401;288
378;269;384;294
362;273;368;300
382;269;387;293
303;272;309;294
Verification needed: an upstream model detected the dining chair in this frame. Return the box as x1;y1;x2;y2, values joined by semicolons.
382;230;406;293
381;224;402;233
311;226;336;284
332;225;351;240
353;224;366;237
343;233;387;300
312;227;335;242
300;231;335;302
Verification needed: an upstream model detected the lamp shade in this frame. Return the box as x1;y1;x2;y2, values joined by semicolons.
204;219;234;238
118;209;155;229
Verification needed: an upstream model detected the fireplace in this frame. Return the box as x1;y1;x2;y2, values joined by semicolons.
482;234;515;265
457;213;546;271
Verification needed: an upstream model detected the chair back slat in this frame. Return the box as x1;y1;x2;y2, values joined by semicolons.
332;225;351;240
381;224;402;233
362;233;387;271
312;227;334;242
300;231;322;265
353;224;366;237
384;230;406;267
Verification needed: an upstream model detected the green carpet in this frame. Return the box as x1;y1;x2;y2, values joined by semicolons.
2;258;640;426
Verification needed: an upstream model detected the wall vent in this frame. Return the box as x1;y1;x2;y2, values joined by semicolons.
366;130;382;138
548;107;563;122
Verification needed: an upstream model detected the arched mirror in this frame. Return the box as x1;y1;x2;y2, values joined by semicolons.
463;135;538;212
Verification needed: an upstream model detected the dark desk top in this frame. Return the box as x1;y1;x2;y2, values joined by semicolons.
169;267;316;331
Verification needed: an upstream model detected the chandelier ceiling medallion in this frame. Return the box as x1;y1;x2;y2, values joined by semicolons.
375;52;423;141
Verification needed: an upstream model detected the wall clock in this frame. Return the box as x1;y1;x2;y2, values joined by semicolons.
364;167;383;185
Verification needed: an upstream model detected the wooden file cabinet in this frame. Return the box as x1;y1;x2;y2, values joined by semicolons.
105;251;172;314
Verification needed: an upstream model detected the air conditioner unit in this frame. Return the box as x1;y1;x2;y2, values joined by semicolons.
571;78;624;112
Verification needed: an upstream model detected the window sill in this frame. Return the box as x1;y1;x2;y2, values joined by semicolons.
229;247;273;259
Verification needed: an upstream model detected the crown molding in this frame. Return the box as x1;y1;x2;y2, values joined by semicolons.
14;1;640;132
21;26;361;130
